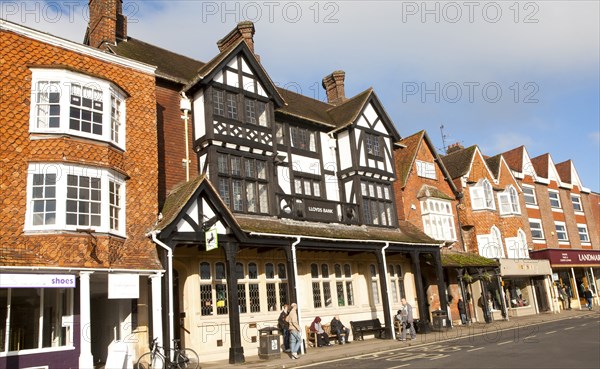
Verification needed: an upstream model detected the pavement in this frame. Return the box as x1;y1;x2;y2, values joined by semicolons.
200;308;599;369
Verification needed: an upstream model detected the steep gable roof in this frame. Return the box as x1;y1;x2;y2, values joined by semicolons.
485;154;502;179
109;37;204;83
394;130;424;188
441;145;477;179
183;39;285;107
502;146;524;172
531;153;549;178
327;88;373;130
556;160;589;192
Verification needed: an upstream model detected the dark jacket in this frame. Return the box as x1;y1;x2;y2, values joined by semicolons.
331;317;343;331
278;309;289;330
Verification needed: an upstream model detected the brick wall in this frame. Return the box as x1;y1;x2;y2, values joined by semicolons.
0;29;160;269
584;192;600;250
156;81;199;207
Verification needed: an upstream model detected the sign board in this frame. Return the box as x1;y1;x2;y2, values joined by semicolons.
304;199;338;222
206;226;218;251
0;274;75;288
108;274;139;299
552;273;559;281
530;249;600;266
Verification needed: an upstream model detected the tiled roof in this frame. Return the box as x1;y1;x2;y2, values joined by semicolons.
155;175;209;231
109;37;204;83
235;214;439;245
531;154;549;178
276;88;335;127
441;145;477;179
394;130;425;188
439;251;499;267
416;185;454;201
502;146;524;172
485;154;502;179
327;88;373;130
555;160;572;184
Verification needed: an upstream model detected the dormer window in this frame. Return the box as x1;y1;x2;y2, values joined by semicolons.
470;179;495;210
498;185;520;215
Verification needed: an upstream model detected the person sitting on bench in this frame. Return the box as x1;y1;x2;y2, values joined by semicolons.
310;316;331;347
330;315;351;344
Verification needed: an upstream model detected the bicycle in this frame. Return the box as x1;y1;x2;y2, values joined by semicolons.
136;338;199;369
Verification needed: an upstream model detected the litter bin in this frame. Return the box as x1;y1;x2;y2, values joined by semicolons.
431;310;449;331
258;327;280;360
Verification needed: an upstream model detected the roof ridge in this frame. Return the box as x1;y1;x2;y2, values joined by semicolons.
119;36;206;64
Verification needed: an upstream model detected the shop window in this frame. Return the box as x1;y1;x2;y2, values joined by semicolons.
198;262;228;316
370;264;380;305
0;287;73;353
505;279;531;308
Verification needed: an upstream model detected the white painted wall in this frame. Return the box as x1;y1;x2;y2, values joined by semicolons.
192;90;206;141
291;154;321;176
338;131;352;170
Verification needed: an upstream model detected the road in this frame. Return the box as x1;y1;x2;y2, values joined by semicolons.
296;314;600;369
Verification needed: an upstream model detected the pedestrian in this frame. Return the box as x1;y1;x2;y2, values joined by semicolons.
285;303;301;359
397;297;416;341
457;298;467;325
309;316;331;347
278;304;290;352
330;315;351;344
584;288;593;310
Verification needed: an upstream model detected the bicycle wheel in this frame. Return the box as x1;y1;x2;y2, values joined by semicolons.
174;348;199;369
136;352;165;369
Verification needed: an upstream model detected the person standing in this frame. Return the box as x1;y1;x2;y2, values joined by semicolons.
584;288;593;310
330;315;351;344
398;298;416;341
457;298;467;325
278;304;290;352
286;303;301;359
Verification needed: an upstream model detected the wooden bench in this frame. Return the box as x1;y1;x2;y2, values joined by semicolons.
349;318;386;340
305;324;345;347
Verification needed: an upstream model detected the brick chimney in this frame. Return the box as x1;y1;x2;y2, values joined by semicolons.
446;142;464;154
217;21;256;55
86;0;127;50
322;70;346;106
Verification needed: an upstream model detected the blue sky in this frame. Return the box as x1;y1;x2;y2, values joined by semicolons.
4;1;599;191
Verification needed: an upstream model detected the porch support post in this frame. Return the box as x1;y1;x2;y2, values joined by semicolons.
283;246;298;304
223;241;244;364
375;247;393;339
410;251;430;333
150;273;164;350
433;250;449;319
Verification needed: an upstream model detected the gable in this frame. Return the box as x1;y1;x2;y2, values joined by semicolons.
467;147;497;183
183;40;284;107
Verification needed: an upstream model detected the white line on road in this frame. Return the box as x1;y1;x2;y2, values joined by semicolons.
545;330;557;334
389;365;410;368
497;341;512;346
467;347;484;352
564;327;574;330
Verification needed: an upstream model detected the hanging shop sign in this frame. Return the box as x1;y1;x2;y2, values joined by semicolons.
206;226;219;251
108;273;139;299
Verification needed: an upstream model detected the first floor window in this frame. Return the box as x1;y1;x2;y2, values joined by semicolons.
26;163;125;236
505;229;529;259
555;222;568;241
549;191;561;209
217;153;269;214
522;185;537;205
421;198;456;241
0;287;73;352
529;219;544;239
498;186;520;215
477;226;504;258
361;181;394;226
30;69;126;148
577;224;590;243
571;195;583;212
470;179;495;210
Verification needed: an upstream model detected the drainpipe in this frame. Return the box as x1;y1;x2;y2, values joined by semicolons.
150;230;174;361
381;242;395;340
290;237;305;354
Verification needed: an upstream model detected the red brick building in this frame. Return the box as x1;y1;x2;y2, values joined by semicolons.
0;19;161;368
503;146;600;310
441;144;554;320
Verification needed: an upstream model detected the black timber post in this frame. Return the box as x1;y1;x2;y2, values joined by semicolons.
410;251;430;333
433;250;449;320
223;241;245;364
375;248;392;339
283;244;298;304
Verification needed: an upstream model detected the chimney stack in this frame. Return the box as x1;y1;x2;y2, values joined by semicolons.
322;70;347;106
217;21;256;56
86;0;127;50
446;142;465;154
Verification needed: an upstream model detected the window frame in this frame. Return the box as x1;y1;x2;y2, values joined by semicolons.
217;152;269;214
365;132;382;158
477;225;505;258
310;263;333;309
361;181;394;227
415;160;436;180
333;263;354;307
529;219;544;240
571;194;583;213
290;125;317;153
25;163;126;237
554;221;568;242
470;179;496;211
548;190;561;209
522;185;537;206
420;198;456;241
29;68;126;150
265;262;288;311
577;223;590;243
498;185;521;215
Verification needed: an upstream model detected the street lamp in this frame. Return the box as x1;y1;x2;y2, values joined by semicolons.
180;92;192;182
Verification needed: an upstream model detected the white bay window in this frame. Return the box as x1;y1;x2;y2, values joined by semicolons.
25;163;126;236
30;68;126;149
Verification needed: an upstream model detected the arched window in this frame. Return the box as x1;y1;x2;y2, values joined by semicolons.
334;263;354;307
311;263;332;308
198;262;228;316
389;264;406;304
266;262;288;311
471;179;495;210
499;185;521;215
370;264;380;304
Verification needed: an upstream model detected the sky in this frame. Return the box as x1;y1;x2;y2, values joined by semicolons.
3;0;599;191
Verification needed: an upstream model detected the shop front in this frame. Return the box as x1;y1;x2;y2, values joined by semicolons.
498;259;554;317
530;249;600;310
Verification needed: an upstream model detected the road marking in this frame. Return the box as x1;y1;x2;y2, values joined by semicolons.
564;327;574;330
389;365;410;368
497;340;512;346
467;347;484;352
581;323;588;326
545;331;556;334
